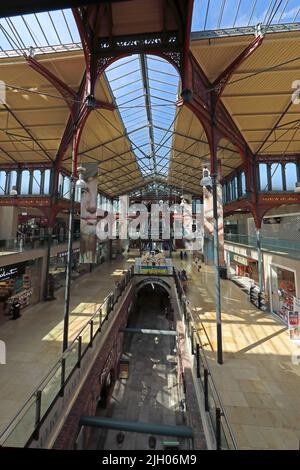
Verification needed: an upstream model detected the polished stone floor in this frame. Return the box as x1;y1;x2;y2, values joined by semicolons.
175;254;300;450
0;255;133;434
1;249;300;450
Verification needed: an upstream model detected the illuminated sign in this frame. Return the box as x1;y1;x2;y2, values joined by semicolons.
0;263;26;281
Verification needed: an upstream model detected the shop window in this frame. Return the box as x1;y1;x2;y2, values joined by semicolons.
270;163;283;191
259;163;269;191
43;169;51;194
241;171;246;195
0;171;7;195
32;170;41;195
285;163;297;191
20;170;30;195
270;265;296;323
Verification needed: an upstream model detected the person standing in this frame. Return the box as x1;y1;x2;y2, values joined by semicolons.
180;251;183;261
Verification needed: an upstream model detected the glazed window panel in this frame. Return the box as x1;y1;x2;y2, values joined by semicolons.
226;182;231;201
259;163;269;191
63;176;71;199
222;185;226;204
241;171;246;195
0;171;6;195
231;177;237;200
21;170;30;194
32;170;41;195
43;169;51;194
7;170;17;193
58;173;64;196
285;163;297;191
270;163;283;191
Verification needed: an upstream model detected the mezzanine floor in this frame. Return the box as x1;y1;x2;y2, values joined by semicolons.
174;254;300;450
0;255;133;434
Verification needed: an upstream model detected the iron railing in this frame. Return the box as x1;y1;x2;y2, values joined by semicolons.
0;267;133;448
224;233;300;254
174;268;238;450
0;233;80;254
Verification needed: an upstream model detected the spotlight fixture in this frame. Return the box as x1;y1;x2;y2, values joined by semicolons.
200;167;212;190
76;165;87;189
28;46;35;58
10;186;18;196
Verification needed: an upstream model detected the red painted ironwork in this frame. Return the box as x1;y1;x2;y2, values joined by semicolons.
26;56;77;114
224;192;300;228
212;35;264;100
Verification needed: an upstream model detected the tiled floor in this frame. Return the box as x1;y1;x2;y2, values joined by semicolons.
175;254;300;450
0;255;133;434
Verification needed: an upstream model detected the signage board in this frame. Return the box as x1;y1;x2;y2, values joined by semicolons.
0;262;26;281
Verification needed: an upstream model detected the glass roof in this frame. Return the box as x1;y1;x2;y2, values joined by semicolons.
0;9;80;57
1;3;299;196
105;55;179;179
192;0;300;31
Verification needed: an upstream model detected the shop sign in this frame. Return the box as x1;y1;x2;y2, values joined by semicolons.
0;263;26;281
233;255;249;266
263;217;281;224
57;248;80;258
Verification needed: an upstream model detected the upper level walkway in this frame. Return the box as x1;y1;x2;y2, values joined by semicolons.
0;254;133;435
174;254;300;450
224;233;300;260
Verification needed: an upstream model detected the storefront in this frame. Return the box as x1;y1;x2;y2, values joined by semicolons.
17;213;69;245
0;259;41;322
17;213;48;246
229;253;259;283
49;247;88;290
269;264;297;323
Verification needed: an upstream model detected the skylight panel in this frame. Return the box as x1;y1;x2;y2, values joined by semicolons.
192;0;300;31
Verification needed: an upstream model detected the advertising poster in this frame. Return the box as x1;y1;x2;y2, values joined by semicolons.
80;164;98;264
288;298;300;341
203;183;224;265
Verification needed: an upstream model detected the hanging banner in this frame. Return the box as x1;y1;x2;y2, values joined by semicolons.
80;164;98;264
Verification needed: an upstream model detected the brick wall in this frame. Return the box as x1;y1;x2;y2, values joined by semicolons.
53;286;134;449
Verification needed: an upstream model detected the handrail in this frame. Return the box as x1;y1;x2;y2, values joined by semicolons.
224;233;300;252
173;268;238;450
0;267;133;446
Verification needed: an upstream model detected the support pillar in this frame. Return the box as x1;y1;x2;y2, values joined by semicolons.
209;121;223;365
62;134;78;353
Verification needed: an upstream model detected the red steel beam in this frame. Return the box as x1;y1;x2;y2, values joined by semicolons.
212;34;264;100
26;56;77;114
